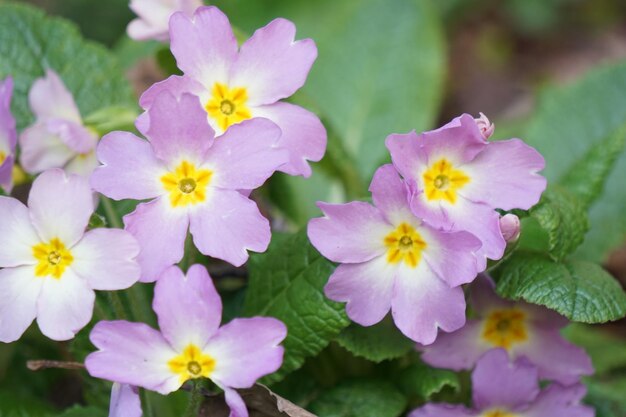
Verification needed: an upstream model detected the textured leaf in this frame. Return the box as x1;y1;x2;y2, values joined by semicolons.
522;60;626;261
336;319;414;363
560;125;626;208
214;0;446;180
397;363;460;400
308;379;407;417
0;3;134;130
243;231;350;383
494;251;626;323
528;186;589;261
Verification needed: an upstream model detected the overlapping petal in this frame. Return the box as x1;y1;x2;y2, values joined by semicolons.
86;321;180;394
369;164;414;225
124;198;189;282
109;383;142;417
204;317;286;388
0;266;43;343
203;118;286;190
409;405;477;417
253;102;326;177
188;189;270;267
153;265;222;351
27;169;93;247
36;269;95;341
91;131;166;201
324;257;395;326
28;69;81;123
521;384;593;417
308;202;389;264
19;123;75;174
230;18;317;106
71;228;141;291
420;320;488;370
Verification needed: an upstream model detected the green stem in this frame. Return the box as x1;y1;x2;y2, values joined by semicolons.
107;291;127;320
100;196;123;229
184;382;203;417
141;389;154;417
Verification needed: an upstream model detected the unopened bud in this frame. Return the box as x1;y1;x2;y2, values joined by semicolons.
475;112;494;139
499;213;520;243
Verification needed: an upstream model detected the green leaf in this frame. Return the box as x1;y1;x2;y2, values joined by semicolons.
585;376;626;417
54;406;107;417
397;363;460;400
214;0;446;180
243;231;350;383
522;60;626;261
336;319;414;363
528;186;589;261
494;251;626;323
560;124;626;208
0;3;134;130
309;379;407;417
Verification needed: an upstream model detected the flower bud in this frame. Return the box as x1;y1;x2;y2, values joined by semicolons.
499;213;520;243
475;112;494;139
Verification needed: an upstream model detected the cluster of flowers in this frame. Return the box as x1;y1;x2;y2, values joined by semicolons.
306;106;593;414
0;1;596;416
0;5;326;417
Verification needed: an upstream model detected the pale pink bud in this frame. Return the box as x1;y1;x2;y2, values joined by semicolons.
499;213;521;243
475;112;494;139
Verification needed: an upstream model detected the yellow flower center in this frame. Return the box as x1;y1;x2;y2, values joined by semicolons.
161;161;212;208
0;150;6;165
384;223;427;268
423;158;470;204
32;238;74;279
205;83;252;131
482;410;517;417
482;309;528;349
168;344;216;384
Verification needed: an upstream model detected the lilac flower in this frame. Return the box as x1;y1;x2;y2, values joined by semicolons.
499;213;520;243
127;0;202;42
0;77;16;193
91;91;287;281
0;169;140;342
308;164;482;344
109;383;142;417
420;276;593;385
410;349;594;417
19;70;99;177
386;114;546;267
86;264;287;417
138;6;326;177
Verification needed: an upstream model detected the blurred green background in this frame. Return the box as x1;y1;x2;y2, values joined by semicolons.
3;0;626;416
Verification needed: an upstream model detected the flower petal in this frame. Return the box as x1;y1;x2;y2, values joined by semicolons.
521;384;594;417
307;202;389;264
86;320;180;395
123;198;189;282
0;156;14;193
28;169;93;247
420;225;481;287
419;320;488;371
19;123;75;174
514;327;593;385
471;349;539;411
189;189;270;267
46;119;97;154
324;257;395;327
28;69;81;123
144;92;215;164
71;228;141;291
230;18;317;106
36;269;95;341
409;404;477;417
391;264;466;345
203;118;286;190
169;6;237;88
64;150;99;177
460;139;546;210
91;131;166;201
368;164;414;225
221;387;249;417
153;264;222;351
109;383;142;417
138;75;205;114
0;266;43;343
0;196;40;267
204;317;286;388
469;275;514;315
252;102;326;177
0;76;16;150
